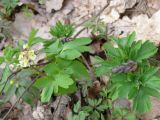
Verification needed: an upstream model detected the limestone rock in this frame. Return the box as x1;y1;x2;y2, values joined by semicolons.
46;0;64;13
100;0;137;23
109;10;160;45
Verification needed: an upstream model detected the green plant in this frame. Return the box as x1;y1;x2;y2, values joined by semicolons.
84;17;107;39
68;98;108;120
1;20;160;119
68;101;89;120
0;0;18;16
0;22;91;108
50;21;74;39
22;6;33;18
83;98;109;120
96;32;160;113
111;107;136;120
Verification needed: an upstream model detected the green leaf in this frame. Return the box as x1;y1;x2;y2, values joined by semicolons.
111;73;127;83
127;32;136;47
63;37;92;50
4;46;15;61
57;82;77;95
41;82;54;102
44;63;60;75
28;86;40;98
96;60;120;76
1;64;10;83
88;99;95;106
118;37;128;49
74;101;81;113
133;90;151;113
141;67;158;83
37;74;74;97
22;92;35;105
2;0;18;15
97;104;108;111
28;29;38;46
110;35;128;49
143;87;160;99
118;82;133;97
34;76;52;88
145;76;160;89
50;21;74;38
54;74;74;89
16;86;25;98
60;49;81;60
103;43;120;58
45;40;62;55
136;41;157;61
0;57;4;64
125;113;136;120
3;84;17;102
82;106;93;112
129;41;142;60
75;46;91;52
128;87;138;99
78;111;88;120
90;56;104;64
30;37;44;46
91;110;100;120
70;60;89;79
68;112;73;120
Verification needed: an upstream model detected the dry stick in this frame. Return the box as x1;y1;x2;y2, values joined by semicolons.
0;69;22;96
1;62;49;120
52;96;62;118
75;1;110;28
81;54;96;81
73;1;110;38
2;78;37;120
0;61;51;96
73;2;111;81
73;27;86;39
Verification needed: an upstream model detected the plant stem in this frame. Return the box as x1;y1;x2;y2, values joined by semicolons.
2;77;37;120
73;0;110;39
81;54;96;81
0;61;51;96
74;1;110;28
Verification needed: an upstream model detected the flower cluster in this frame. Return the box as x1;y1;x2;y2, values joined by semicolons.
18;44;36;67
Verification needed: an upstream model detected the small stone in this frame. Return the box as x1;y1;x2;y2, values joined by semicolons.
32;106;45;119
46;0;64;13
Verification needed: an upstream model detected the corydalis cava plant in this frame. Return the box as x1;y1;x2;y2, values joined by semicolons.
96;32;160;113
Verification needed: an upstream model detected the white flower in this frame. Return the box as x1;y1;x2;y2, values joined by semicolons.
23;44;29;49
18;44;36;67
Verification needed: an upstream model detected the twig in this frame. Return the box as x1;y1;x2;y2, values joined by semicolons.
31;66;47;76
73;1;110;38
0;69;22;96
72;2;111;81
0;61;51;96
52;96;62;117
73;27;86;39
2;77;37;120
75;1;110;28
81;54;96;81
